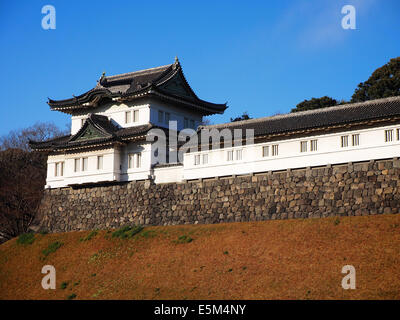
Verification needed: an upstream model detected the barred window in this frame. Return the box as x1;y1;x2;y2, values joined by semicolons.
397;128;400;141
385;129;393;142
300;141;307;153
352;134;360;146
202;154;208;165
341;136;349;148
97;156;103;170
272;144;279;156
262;146;269;157
310;140;318;152
236;149;242;160
55;162;64;177
227;150;234;161
165;112;170;124
129;153;141;168
125;111;131;123
128;154;135;169
82;157;88;171
133;110;139;123
194;154;201;165
74;158;80;172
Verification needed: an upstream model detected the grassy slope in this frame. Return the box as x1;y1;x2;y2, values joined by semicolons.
0;214;400;300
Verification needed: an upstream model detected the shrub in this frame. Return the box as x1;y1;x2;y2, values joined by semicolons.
16;233;35;245
334;218;340;226
60;281;68;289
39;229;48;235
174;235;193;244
140;230;156;238
42;241;63;257
80;230;98;242
112;225;143;239
67;293;77;300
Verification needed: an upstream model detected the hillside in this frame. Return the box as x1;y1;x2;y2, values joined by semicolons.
1;214;400;300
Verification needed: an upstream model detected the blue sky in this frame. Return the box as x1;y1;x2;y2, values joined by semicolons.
1;0;399;135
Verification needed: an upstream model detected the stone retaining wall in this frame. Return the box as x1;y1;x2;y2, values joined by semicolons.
38;158;400;232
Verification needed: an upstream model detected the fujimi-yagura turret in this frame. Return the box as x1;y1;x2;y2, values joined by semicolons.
29;58;227;188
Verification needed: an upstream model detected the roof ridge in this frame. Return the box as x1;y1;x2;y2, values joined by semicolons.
105;64;173;81
203;95;400;129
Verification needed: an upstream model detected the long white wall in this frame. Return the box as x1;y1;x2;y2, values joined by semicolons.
47;121;400;189
183;123;400;180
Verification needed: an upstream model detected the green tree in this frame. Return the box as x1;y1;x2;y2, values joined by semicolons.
351;57;400;102
290;96;337;113
230;112;251;122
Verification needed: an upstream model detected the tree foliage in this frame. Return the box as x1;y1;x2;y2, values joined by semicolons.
230;112;252;122
0;122;66;243
291;96;338;113
351;57;400;103
0;122;66;151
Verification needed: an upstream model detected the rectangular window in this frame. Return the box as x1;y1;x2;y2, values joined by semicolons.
128;153;141;169
227;150;233;161
202;154;208;165
352;134;360;146
341;136;349;148
74;158;80;172
136;153;141;168
262;146;269;157
133;110;139;123
385;129;393;142
190;120;195;129
125;111;131;124
310;140;318;152
397;129;400;141
194;154;200;165
272;144;279;156
165;112;170;124
300;141;307;153
82;157;88;171
97;156;103;170
128;154;134;169
158;110;164;123
236;149;242;160
184;117;189;128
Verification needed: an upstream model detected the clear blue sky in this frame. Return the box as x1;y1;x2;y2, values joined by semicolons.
1;0;399;135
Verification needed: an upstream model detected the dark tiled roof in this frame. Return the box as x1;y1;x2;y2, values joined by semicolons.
29;114;155;151
200;96;400;138
48;58;227;115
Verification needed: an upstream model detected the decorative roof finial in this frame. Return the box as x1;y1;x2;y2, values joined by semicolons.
174;56;179;64
98;71;106;84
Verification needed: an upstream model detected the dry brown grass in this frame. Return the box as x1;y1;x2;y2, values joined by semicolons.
0;214;399;300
